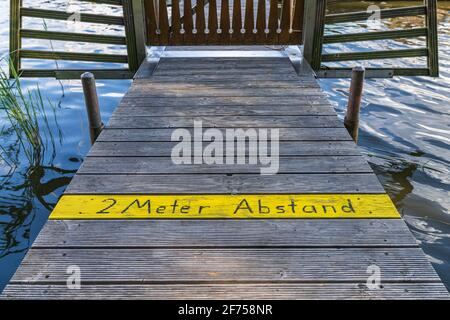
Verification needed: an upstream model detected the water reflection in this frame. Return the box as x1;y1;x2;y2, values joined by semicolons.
0;0;449;293
323;1;450;288
0;66;75;287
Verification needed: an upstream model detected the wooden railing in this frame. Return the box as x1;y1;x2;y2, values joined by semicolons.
144;0;305;45
9;0;146;79
303;0;439;78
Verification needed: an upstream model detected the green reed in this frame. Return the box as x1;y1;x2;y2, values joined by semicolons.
0;59;58;168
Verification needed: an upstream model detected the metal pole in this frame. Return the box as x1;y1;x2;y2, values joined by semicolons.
81;72;104;144
344;66;365;143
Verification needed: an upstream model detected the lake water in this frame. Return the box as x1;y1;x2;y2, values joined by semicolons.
0;1;449;293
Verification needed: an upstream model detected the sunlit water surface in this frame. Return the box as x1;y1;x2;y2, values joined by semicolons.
0;1;449;292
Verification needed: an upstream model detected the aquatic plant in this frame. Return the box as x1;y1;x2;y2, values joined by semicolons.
0;59;59;167
0;59;70;261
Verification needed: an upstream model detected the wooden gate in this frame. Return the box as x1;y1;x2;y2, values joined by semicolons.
144;0;305;45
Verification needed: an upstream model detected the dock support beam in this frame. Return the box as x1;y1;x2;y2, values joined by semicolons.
344;66;365;143
81;72;104;144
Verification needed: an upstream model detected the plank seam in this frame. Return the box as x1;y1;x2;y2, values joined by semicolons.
30;245;420;249
9;280;444;285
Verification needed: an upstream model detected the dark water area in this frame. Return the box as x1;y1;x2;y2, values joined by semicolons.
0;0;449;293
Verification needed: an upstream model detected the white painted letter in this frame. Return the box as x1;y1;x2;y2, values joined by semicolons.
203;128;224;165
366;264;382;290
259;129;280;175
66;265;81;290
171;129;192;165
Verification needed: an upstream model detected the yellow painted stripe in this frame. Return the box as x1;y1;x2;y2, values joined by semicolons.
50;194;400;220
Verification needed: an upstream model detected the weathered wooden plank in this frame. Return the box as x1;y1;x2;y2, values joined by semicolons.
106;116;344;128
133;59;159;79
8;248;440;283
33;219;417;248
3;283;449;300
164;45;272;51
154;59;292;69
97;128;353;142
88;141;361;157
146;74;314;82
152;61;295;72
126;86;323;98
65;173;385;194
112;105;335;116
119;96;330;107
151;67;298;76
133;80;321;89
49;194;400;220
157;57;290;62
78;156;372;174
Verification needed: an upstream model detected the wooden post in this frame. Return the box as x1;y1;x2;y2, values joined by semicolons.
81;72;104;144
302;0;326;70
132;0;147;65
344;66;365;143
9;0;22;77
123;0;147;72
302;0;318;64
425;0;439;77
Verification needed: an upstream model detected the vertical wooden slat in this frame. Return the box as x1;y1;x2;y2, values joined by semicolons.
279;0;291;43
171;0;182;44
208;0;219;44
9;0;22;76
220;0;231;44
195;0;206;43
310;0;326;70
268;0;278;44
425;0;439;76
303;0;326;70
158;0;169;44
256;0;267;43
232;0;243;44
244;0;255;42
123;0;140;71
144;0;160;45
290;0;304;44
131;0;147;65
302;0;317;63
184;0;194;44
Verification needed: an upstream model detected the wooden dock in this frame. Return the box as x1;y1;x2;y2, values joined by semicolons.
2;50;448;299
